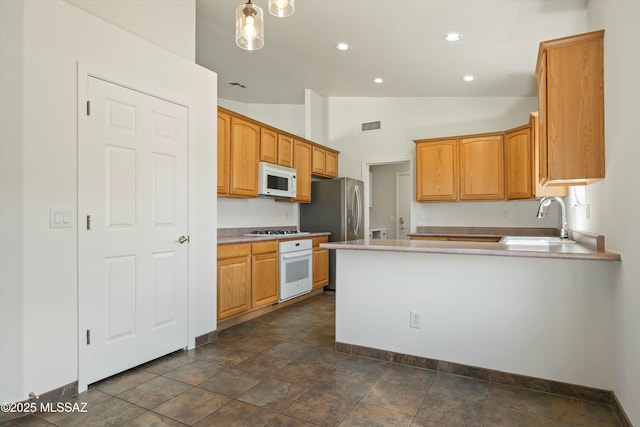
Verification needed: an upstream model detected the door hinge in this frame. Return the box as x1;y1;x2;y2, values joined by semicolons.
86;100;91;116
86;215;91;230
86;329;91;345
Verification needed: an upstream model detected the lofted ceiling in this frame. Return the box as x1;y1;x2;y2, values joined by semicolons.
196;0;588;104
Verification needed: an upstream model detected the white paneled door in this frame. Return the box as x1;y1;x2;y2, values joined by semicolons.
79;77;188;385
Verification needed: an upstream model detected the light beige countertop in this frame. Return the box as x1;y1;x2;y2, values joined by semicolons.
321;228;621;262
217;227;330;245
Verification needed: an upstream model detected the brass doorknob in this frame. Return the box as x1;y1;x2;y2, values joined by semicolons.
178;235;189;244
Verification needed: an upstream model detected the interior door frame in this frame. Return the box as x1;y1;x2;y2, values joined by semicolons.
395;171;411;239
361;157;414;239
77;62;191;393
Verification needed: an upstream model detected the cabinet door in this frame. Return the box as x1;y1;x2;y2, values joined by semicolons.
530;113;567;197
217;256;251;320
415;140;458;201
229;117;260;197
312;248;329;289
325;151;338;177
539;31;604;185
278;134;294;167
217;111;230;195
293;140;312;203
460;135;504;200
505;127;533;200
260;127;278;164
252;253;279;308
537;51;550;185
312;146;326;175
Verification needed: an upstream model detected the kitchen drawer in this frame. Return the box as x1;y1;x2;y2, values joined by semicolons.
312;235;329;247
218;243;251;259
252;240;278;254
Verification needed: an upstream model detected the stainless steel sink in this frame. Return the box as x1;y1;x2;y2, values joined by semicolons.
500;236;576;245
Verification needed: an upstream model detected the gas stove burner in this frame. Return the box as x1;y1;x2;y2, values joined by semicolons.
243;229;310;236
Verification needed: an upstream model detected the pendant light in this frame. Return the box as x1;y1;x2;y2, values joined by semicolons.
268;0;294;17
236;0;264;51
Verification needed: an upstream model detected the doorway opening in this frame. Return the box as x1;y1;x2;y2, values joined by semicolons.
361;158;413;240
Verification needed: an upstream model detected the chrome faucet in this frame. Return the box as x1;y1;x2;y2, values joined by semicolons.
536;196;569;239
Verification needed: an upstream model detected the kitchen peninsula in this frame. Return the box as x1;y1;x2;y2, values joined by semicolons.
322;233;621;397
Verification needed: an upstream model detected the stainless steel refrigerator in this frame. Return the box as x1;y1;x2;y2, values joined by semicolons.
299;177;364;290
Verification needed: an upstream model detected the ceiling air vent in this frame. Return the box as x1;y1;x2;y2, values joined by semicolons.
360;121;381;133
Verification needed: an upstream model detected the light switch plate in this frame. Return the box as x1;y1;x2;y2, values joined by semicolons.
50;208;72;228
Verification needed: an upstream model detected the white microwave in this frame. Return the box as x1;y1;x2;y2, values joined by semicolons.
258;162;297;198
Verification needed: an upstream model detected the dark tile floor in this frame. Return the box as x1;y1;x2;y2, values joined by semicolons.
4;293;622;426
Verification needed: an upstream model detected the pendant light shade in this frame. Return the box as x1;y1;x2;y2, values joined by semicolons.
236;0;264;51
268;0;294;17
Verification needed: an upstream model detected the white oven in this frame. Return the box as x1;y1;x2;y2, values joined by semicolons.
279;239;313;302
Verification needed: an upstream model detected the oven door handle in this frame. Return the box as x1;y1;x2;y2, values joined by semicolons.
281;250;313;260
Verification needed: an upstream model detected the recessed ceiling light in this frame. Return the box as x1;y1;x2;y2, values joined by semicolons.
462;75;476;82
444;33;463;42
336;42;350;51
373;77;384;84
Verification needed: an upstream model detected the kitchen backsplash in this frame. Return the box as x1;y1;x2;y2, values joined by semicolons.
217;197;298;228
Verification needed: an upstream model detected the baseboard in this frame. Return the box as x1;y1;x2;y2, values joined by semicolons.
0;381;77;423
195;329;218;347
336;341;633;426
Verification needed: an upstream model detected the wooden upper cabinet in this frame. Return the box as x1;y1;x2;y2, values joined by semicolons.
312;146;326;175
293;140;312;203
325;151;338;177
217;111;231;195
530;112;567;198
229;117;260;197
536;30;605;185
217;107;338;200
415;139;458;201
278;134;294;167
260;127;278;164
311;146;339;177
460;135;504;200
505;126;533;200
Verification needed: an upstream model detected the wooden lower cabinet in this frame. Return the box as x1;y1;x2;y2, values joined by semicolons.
217;241;280;321
251;241;279;308
217;244;251;320
218;237;329;326
312;236;329;289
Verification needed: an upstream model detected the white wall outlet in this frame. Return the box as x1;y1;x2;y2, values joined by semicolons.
410;309;423;329
503;210;508;219
456;211;462;220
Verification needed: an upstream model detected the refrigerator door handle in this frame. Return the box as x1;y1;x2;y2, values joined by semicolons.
354;184;361;238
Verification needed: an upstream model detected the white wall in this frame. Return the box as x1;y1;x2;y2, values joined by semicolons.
327;96;560;229
305;89;329;145
0;0;217;403
63;0;196;61
0;0;25;405
336;249;618;390
217;198;298;229
586;1;640;425
218;98;305;137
